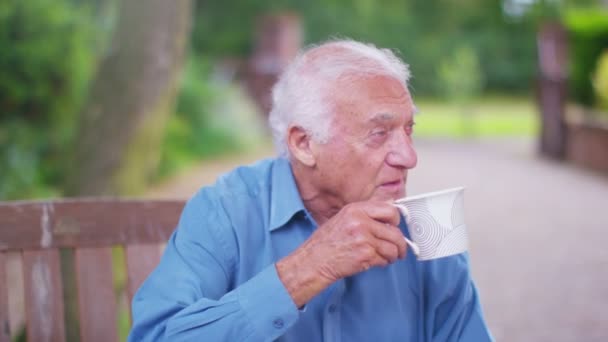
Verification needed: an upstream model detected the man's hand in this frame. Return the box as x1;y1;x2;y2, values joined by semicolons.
276;201;407;307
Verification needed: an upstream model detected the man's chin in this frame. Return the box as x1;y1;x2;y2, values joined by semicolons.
372;188;406;202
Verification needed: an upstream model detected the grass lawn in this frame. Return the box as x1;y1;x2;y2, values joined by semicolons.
412;96;539;138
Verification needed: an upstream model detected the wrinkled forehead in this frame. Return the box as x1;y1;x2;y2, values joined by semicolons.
328;75;415;131
332;74;414;112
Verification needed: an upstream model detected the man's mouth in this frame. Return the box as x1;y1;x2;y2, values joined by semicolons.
380;179;404;189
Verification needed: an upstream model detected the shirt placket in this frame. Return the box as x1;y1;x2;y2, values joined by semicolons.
322;278;345;342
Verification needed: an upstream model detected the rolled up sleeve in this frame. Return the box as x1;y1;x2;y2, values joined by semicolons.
128;191;300;342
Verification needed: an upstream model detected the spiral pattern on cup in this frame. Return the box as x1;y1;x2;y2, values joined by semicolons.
396;187;468;260
406;199;447;260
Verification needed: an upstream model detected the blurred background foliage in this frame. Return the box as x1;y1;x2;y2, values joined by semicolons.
593;49;608;111
1;0;607;200
564;8;608;106
0;0;99;199
194;0;538;94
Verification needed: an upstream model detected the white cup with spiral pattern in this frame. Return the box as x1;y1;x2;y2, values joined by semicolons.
394;187;468;261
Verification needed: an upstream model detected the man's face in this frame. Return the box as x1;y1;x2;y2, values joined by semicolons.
312;75;417;206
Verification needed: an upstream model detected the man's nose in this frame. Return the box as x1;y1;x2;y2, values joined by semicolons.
385;133;417;169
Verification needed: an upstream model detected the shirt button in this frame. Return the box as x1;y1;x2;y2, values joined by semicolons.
328;304;337;313
273;318;284;329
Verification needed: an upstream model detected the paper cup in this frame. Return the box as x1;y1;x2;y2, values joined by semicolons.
394;187;468;261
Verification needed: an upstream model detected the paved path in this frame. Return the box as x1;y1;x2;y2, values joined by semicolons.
148;138;608;341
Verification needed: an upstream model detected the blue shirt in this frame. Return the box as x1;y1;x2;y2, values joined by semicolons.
129;157;493;341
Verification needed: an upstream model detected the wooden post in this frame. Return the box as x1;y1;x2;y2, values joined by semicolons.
22;250;66;342
245;13;302;117
536;22;568;159
0;254;9;342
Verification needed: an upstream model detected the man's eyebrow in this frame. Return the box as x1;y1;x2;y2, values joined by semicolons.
368;112;396;124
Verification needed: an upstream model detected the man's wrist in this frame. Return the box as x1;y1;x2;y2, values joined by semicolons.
275;252;332;308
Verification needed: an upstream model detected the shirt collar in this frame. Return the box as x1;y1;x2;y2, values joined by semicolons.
269;157;307;231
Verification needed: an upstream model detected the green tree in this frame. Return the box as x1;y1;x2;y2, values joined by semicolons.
0;0;96;199
592;50;608;111
66;0;193;197
189;0;538;95
438;45;485;135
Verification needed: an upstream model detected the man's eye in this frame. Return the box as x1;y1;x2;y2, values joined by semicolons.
406;123;415;135
372;130;387;137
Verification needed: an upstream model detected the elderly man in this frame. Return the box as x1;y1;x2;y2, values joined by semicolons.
129;39;492;341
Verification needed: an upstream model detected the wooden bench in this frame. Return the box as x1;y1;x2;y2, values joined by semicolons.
0;198;185;342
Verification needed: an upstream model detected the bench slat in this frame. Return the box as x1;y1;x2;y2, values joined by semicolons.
23;249;66;342
76;247;118;342
0;199;184;251
0;253;10;342
125;244;162;311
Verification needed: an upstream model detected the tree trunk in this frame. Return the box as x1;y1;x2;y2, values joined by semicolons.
61;1;191;340
66;0;192;197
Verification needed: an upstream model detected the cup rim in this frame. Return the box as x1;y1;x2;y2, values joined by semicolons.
394;186;465;204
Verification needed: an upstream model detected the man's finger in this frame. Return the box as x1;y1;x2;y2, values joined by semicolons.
359;201;401;226
369;221;407;259
374;240;400;264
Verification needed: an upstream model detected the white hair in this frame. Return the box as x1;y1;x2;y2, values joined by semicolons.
268;39;411;157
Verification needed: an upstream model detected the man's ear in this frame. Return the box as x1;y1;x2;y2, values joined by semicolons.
287;126;316;167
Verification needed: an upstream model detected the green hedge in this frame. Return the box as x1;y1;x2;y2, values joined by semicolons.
0;0;97;199
564;9;608;106
156;56;242;180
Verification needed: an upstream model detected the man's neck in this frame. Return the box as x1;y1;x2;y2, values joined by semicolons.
290;162;343;226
